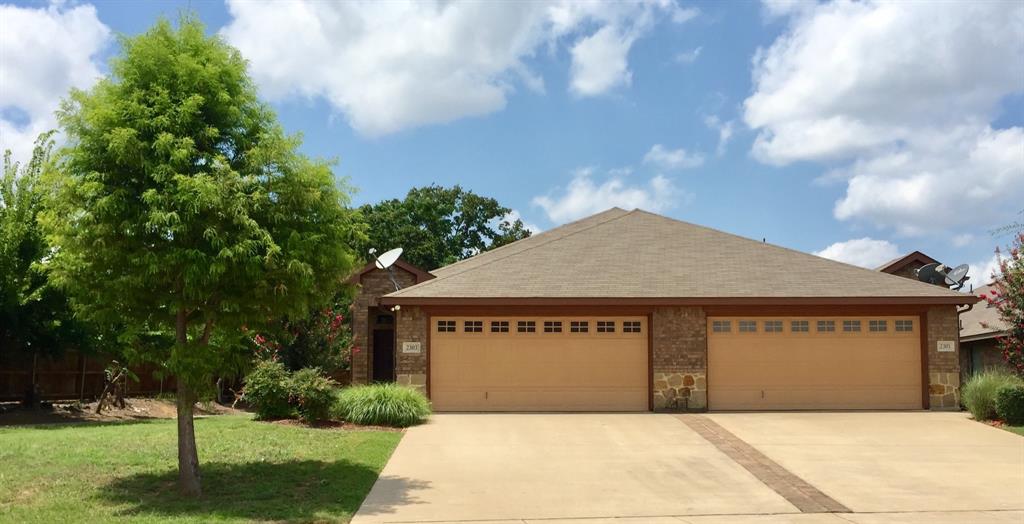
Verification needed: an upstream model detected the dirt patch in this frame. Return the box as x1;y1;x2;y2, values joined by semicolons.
0;398;246;427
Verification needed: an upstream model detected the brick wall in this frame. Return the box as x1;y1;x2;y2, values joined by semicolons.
351;268;419;384
926;305;961;410
394;306;428;393
651;306;707;411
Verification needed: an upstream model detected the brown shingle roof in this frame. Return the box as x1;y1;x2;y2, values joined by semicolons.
383;208;977;305
960;283;1010;340
876;251;939;273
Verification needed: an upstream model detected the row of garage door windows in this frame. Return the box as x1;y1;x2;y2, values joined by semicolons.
712;319;914;333
437;320;642;334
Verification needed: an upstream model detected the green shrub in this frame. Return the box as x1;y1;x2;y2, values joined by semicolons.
243;360;293;420
288;367;337;424
995;385;1024;425
961;371;1024;421
333;383;431;427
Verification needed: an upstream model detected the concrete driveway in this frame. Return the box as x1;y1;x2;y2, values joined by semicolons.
352;412;1024;524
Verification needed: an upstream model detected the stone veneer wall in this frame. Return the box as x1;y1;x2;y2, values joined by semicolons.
394;306;428;393
927;305;961;410
651;307;707;412
351;268;418;385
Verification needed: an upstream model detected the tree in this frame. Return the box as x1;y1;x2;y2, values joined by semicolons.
981;232;1024;376
1;133;92;373
357;185;531;270
42;17;360;496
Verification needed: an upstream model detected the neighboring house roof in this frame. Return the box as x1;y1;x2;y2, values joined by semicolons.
877;251;940;274
960;282;1010;342
382;208;978;306
347;258;434;285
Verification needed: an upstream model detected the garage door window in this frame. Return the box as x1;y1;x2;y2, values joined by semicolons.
623;321;641;333
517;320;536;333
465;320;483;333
712;320;731;333
895;320;914;332
817;320;835;332
791;320;809;332
739;320;757;332
597;321;615;332
544;321;563;333
869;320;887;332
570;321;589;333
490;320;509;333
764;320;783;333
843;320;861;332
437;320;456;333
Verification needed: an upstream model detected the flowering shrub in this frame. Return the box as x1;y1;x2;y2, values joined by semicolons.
249;298;354;373
980;232;1024;377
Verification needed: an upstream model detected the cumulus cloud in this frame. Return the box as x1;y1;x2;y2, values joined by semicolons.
503;209;543;235
814;237;901;269
533;167;686;224
222;0;696;136
675;46;702;64
0;3;110;162
744;0;1024;236
642;144;704;170
969;253;1003;288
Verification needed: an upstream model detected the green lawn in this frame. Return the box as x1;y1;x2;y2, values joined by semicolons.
0;415;402;523
1003;425;1024;436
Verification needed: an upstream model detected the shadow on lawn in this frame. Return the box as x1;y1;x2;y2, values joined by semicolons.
99;459;429;522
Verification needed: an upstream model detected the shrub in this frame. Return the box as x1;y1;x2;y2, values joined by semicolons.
288;367;337;424
995;385;1024;425
333;383;431;427
243;360;293;420
961;371;1024;421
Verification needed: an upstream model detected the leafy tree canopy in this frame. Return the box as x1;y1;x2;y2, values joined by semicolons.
356;185;531;270
983;231;1024;376
42;16;361;495
1;133;94;365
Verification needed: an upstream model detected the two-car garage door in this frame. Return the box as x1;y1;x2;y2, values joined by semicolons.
431;316;648;412
707;316;922;410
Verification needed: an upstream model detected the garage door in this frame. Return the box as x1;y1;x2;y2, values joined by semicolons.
430;316;648;412
708;316;922;410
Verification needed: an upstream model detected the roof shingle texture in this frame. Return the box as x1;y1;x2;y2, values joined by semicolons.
960;283;1010;339
387;208;974;300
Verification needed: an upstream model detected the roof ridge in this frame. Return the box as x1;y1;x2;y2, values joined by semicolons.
630;209;968;297
389;208;632;296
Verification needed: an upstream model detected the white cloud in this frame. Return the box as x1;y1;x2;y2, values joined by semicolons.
703;115;734;156
643;144;704;170
675;46;702;64
223;0;695;136
533;168;685;223
969;253;1003;288
814;237;901;269
0;3;110;163
952;234;975;248
503;209;542;234
744;0;1024;236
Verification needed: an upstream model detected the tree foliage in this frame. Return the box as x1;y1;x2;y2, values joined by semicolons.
1;133;93;366
356;185;531;270
981;231;1024;376
42;16;360;495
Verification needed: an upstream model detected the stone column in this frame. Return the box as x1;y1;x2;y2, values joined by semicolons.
651;306;708;411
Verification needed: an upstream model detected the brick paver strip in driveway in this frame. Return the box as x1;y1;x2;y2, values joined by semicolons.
677;414;851;514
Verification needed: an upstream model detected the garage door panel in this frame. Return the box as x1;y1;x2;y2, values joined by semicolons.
709;316;921;411
431;316;648;412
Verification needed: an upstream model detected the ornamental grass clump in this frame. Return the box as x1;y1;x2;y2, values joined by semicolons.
333;383;431;427
961;371;1024;421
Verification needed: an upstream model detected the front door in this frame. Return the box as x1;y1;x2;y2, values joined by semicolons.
372;329;395;382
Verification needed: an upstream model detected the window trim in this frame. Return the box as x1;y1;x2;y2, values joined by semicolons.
817;320;836;333
622;320;642;333
790;320;809;333
842;319;862;333
895;319;914;333
596;320;616;333
490;320;509;333
764;320;783;333
437;320;456;333
738;320;757;333
517;320;536;333
464;320;483;333
569;320;589;333
543;320;563;333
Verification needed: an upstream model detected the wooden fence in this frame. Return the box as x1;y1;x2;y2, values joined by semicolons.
0;351;175;402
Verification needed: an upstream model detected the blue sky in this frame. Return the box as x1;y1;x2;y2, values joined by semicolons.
2;0;1022;285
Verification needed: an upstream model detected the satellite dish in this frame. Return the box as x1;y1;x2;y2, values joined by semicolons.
944;264;970;290
916;263;945;285
374;248;403;270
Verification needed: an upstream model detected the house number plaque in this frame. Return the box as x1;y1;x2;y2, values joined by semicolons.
402;342;422;354
937;340;954;353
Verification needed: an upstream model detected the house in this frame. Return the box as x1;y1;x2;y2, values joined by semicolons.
877;251;940;279
350;208;977;412
959;282;1012;381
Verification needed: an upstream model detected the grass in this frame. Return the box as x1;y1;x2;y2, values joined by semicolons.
0;415;402;523
999;425;1024;436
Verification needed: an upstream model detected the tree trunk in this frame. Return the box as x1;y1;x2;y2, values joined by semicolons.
176;308;202;497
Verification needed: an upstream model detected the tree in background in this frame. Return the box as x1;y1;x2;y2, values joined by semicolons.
982;232;1024;376
252;290;355;374
357;185;531;270
42;17;360;496
1;133;94;375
